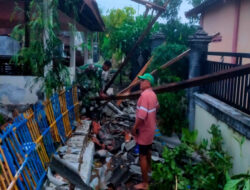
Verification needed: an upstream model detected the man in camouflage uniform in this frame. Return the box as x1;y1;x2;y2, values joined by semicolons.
77;60;112;106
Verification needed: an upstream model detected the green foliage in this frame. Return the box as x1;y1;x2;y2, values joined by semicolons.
152;125;232;190
153;0;183;21
160;20;196;46
148;43;190;135
11;0;71;97
224;134;250;190
157;91;187;136
224;174;250;190
233;135;246;157
149;43;189;80
100;7;159;62
76;69;102;106
182;128;198;144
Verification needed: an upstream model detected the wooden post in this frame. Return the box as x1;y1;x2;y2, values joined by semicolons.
84;31;88;64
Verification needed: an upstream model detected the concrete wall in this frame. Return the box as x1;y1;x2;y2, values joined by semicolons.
194;94;250;175
203;1;235;63
0;36;20;55
202;0;250;64
0;76;42;106
237;0;250;64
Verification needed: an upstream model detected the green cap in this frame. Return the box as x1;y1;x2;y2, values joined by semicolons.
138;73;154;85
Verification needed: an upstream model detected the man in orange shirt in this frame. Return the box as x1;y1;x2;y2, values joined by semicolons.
132;73;159;189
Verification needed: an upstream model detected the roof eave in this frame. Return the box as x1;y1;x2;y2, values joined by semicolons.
185;0;221;18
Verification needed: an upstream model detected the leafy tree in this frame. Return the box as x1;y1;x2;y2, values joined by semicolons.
160;19;196;46
152;0;183;21
100;7;136;60
100;7;159;63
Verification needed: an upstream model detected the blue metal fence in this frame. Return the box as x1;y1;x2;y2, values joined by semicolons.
0;86;80;190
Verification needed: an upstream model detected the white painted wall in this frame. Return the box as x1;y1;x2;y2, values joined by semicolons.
0;76;43;105
195;105;250;175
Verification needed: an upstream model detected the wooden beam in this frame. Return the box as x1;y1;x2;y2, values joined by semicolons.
103;1;170;93
94;63;250;101
117;49;190;95
132;0;166;12
116;56;153;105
151;49;190;75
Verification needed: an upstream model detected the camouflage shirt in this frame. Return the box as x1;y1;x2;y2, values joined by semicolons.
76;63;105;105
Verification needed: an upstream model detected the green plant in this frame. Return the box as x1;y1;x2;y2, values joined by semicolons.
224;173;250;190
157;91;187;136
223;134;249;190
100;7;159;62
181;128;198;144
151;124;232;190
11;0;74;97
233;135;246;157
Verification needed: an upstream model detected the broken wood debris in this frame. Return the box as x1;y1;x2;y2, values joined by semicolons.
131;0;166;12
87;100;182;189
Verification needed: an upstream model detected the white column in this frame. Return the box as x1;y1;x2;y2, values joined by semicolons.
84;31;88;64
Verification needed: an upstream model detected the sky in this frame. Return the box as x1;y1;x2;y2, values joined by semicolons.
96;0;193;23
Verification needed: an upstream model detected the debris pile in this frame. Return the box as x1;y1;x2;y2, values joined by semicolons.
43;100;183;190
89;100;179;189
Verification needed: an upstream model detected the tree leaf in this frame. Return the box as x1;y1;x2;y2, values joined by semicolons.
224;179;243;190
243;179;250;190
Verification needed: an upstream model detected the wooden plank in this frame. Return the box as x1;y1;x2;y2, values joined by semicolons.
116;49;190;97
131;0;166;11
93;63;250;101
116;56;153;105
151;49;190;75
